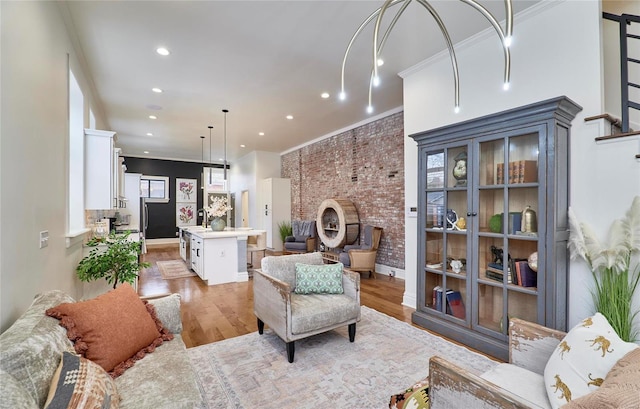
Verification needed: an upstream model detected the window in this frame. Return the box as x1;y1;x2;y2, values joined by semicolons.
66;63;88;246
140;175;170;203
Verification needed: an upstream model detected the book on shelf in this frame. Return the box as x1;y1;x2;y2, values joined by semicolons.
485;268;512;283
432;286;443;312
445;290;466;319
518;160;538;183
515;260;537;287
496;163;504;184
508;212;522;235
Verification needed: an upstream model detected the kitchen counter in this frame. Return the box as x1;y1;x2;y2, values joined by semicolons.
178;226;266;285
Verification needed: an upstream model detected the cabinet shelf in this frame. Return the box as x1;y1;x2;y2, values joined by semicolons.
411;96;581;360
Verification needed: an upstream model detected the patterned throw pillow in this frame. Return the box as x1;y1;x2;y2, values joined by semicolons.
543;313;639;409
389;376;430;409
294;263;344;294
44;351;119;409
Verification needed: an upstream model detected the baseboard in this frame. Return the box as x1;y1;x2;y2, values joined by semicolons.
145;238;179;247
375;263;405;280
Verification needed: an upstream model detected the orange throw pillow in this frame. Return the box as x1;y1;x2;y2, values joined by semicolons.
46;283;173;377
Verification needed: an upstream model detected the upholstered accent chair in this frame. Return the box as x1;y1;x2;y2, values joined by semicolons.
338;225;382;278
283;220;317;254
253;252;361;362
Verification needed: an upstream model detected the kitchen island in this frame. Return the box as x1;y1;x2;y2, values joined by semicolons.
179;226;266;286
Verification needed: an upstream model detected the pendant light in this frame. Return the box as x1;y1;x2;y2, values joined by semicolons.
200;135;205;190
222;109;228;182
208;125;213;185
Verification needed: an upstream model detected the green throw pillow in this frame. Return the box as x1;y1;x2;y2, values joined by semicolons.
294;263;344;294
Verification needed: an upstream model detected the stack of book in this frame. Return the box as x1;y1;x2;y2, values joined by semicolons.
432;286;466;319
514;260;537;288
485;262;512;284
496;160;537;184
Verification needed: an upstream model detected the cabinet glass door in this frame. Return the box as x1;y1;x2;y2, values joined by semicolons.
423;145;469;321
474;130;540;337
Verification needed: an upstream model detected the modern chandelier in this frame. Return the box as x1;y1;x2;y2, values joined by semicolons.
339;0;513;114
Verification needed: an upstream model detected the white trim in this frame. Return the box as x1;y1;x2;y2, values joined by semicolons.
65;228;91;249
399;0;564;79
375;263;406;280
279;106;404;156
403;292;417;309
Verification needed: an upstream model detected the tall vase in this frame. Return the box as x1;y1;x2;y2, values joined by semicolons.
210;217;226;231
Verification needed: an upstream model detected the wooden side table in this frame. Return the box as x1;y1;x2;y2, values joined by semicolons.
321;251;340;264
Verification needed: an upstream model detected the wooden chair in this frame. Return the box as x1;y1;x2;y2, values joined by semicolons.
338;225;382;278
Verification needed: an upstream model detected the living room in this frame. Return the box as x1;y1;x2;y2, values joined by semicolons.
2;0;639;407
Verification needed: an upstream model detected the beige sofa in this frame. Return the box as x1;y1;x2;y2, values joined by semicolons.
0;290;204;409
429;317;640;409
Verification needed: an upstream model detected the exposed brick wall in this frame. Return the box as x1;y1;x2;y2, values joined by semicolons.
282;111;405;269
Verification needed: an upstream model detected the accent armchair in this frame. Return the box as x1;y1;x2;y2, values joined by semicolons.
338;225;382;278
253;252;361;362
283;220;317;254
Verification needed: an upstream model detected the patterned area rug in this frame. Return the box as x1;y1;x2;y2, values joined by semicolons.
188;306;498;409
156;260;196;280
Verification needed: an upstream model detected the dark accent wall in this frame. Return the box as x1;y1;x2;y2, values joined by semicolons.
281;111;405;269
123;157;223;239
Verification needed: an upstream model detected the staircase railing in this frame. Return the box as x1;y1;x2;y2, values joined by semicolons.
603;12;639;134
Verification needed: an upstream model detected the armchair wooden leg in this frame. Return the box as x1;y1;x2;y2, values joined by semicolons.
348;323;356;342
286;341;295;363
257;318;264;335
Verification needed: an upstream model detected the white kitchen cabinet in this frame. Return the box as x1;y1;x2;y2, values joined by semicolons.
259;178;291;251
191;235;204;279
85;129;119;209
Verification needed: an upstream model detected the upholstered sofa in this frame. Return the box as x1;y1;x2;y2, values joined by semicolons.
0;289;204;409
427;315;640;409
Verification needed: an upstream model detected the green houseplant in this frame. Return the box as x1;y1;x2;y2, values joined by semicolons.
568;196;640;342
278;221;293;244
77;231;150;289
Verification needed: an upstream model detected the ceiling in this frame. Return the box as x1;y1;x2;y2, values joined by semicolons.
62;0;537;165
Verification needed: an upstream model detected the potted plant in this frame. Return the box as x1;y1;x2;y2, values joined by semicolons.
568;196;640;342
278;221;292;244
77;231;150;289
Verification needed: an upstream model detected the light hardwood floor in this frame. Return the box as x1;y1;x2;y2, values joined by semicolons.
139;244;416;348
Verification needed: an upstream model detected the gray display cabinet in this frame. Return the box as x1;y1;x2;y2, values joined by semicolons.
410;97;582;360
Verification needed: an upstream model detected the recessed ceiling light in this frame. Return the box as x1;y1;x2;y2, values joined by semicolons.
219;158;224;161
156;47;170;56
258;132;265;136
149;115;157;119
146;132;153;136
321;92;330;99
144;151;150;154
240;144;246;148
152;88;163;93
286;115;293;120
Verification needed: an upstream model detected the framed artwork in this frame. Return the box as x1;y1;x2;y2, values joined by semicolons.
176;203;196;226
176;178;196;203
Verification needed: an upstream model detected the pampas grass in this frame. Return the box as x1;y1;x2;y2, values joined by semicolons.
568;196;640;342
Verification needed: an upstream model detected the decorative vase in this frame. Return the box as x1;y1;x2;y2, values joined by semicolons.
210;217;226;231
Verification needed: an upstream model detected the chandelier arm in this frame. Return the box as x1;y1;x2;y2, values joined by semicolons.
377;0;412;58
373;0;396;85
367;0;412;113
416;0;460;109
505;0;513;43
340;0;406;97
457;0;511;85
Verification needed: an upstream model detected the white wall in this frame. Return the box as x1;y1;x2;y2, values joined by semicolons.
1;2;106;331
230;150;281;229
401;0;640;329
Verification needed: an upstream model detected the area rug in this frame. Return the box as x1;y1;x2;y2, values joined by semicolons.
156;260;196;279
188;306;499;409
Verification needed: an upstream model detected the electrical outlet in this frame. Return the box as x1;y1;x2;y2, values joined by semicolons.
389;270;396;277
39;231;49;249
